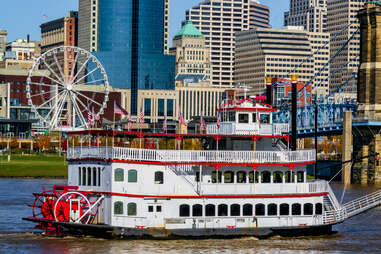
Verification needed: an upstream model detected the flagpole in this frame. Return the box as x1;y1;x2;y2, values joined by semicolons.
113;101;116;130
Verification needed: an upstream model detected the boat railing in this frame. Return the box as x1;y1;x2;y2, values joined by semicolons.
206;122;289;136
67;147;316;164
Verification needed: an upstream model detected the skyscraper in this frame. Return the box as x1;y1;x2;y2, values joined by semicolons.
327;0;365;94
249;1;271;29
78;0;175;114
235;27;330;96
0;30;7;60
185;0;250;88
284;0;327;33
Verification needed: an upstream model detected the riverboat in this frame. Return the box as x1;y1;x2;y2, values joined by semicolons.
24;98;381;238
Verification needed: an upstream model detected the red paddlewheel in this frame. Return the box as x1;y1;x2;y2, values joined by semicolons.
32;189;63;220
54;192;93;224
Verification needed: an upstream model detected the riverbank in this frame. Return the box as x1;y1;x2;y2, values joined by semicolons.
0;154;67;178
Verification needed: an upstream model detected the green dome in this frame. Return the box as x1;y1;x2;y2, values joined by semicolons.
175;20;204;38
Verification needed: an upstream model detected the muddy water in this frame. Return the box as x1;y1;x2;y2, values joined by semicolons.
0;178;380;254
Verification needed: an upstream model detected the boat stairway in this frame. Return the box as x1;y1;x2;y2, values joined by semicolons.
323;189;381;225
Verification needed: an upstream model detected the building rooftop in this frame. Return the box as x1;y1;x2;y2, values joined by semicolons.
175;21;204;38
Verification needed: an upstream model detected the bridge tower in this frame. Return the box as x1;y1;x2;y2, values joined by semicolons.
353;2;381;185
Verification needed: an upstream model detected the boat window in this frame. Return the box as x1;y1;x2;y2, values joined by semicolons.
114;201;123;215
255;204;265;216
268;203;277;216
230;204;240;216
292;203;302;215
285;171;294;183
87;167;92;186
315;203;323;215
229;112;235;122
222;111;227;122
252;113;257;123
212;171;222;183
243;204;253;216
273;171;283;183
261;171;271;183
218;204;228;216
237;171;247;183
195;171;201;182
114;168;124;182
239;113;249;123
82;167;86;186
154;171;164;184
97;167;101;186
78;167;81;185
127;203;137;216
297;171;304;183
280;203;289;216
179;204;190;217
224;171;234;183
148;206;154;212
205;204;216;217
92;167;97;186
260;114;270;124
156;206;162;212
304;203;313;215
193;204;203;217
249;171;259;183
128;170;138;183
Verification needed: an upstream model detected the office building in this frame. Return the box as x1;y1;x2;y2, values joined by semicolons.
0;30;7;60
185;0;251;88
284;0;327;33
169;20;211;79
235;27;330;96
40;11;78;77
249;1;271;29
6;37;40;61
327;0;365;93
78;0;175;115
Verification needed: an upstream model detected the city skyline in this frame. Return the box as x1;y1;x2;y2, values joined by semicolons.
0;0;288;42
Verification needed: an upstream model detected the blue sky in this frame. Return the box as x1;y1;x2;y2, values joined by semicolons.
0;0;289;42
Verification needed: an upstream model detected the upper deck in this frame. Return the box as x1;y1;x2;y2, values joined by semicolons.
206;98;289;136
67;146;315;166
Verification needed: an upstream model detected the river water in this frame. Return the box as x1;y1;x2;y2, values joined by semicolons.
0;178;380;254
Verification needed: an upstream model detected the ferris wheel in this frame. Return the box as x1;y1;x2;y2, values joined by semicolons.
26;46;110;131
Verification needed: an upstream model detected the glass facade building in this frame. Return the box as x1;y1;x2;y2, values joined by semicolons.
93;0;175;114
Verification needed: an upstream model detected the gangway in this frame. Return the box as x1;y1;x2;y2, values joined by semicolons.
323;190;381;225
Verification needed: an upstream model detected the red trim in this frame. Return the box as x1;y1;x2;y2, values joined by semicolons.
217;107;277;112
67;130;288;139
68;158;316;167
92;191;329;199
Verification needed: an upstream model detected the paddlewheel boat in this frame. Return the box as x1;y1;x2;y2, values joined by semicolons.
24;99;381;238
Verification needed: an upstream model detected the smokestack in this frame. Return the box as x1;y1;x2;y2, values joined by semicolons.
265;77;273;106
27;34;30;43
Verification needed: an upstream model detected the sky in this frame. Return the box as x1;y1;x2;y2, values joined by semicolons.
0;0;289;42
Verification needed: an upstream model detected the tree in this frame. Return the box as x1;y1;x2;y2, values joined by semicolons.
36;135;51;151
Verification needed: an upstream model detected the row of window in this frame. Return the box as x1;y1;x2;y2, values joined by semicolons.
207;170;305;184
113;202;324;217
114;169;164;184
78;167;101;187
179;203;323;217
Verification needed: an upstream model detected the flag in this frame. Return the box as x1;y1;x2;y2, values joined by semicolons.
87;109;92;128
217;112;221;129
128;117;133;131
178;112;187;126
43;15;48;19
139;107;144;124
256;111;261;128
163;117;167;132
114;103;128;116
200;116;206;131
65;111;70;126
